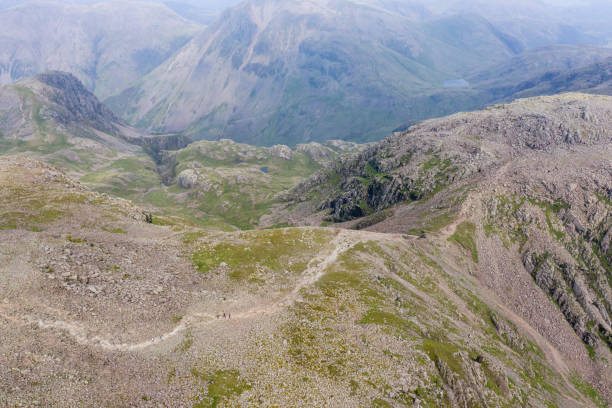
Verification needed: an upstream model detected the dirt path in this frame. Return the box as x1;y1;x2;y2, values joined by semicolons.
1;230;369;352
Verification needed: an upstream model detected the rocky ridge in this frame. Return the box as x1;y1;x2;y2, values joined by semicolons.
287;93;612;221
279;92;612;402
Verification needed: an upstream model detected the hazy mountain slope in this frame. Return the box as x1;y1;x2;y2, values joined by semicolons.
0;72;198;215
0;0;242;24
0;155;603;407
277;93;612;402
506;58;612;100
0;72;143;171
162;0;243;24
0;0;202;99
470;45;612;89
109;0;602;146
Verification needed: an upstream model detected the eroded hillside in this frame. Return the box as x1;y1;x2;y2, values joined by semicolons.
2;73;612;406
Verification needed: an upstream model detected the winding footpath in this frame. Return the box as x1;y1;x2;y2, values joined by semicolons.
0;230;361;352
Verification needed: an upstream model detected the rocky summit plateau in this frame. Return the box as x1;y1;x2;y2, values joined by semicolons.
2;1;612;407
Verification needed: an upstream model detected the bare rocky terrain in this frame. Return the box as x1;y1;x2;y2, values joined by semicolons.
279;92;612;405
2;91;612;407
0;155;605;407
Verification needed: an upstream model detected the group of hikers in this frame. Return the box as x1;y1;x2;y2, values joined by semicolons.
220;311;231;319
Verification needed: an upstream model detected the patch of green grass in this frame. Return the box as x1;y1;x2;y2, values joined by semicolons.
192;228;330;282
527;198;568;241
81;155;161;199
569;373;607;408
318;268;381;306
103;227;127;234
372;398;393;408
267;222;293;229
422;155;452;172
359;308;410;333
144;190;174;208
408;211;456;235
448;221;478;263
419;339;464;377
595;192;612;207
192;369;250;408
518;358;560;396
0;184;88;231
586;344;597;360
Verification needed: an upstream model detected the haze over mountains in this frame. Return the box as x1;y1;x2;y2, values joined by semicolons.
108;0;612;145
0;0;243;23
1;0;612;145
0;1;202;99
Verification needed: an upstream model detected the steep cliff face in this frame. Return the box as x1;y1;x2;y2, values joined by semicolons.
36;71;120;135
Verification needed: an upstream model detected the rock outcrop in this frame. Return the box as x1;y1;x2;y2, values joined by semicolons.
288;93;612;222
37;71;120;135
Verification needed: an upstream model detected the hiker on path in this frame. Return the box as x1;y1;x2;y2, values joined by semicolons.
228;312;231;320
223;311;226;319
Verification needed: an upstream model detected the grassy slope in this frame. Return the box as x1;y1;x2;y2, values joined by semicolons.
136;140;323;230
1;82;324;232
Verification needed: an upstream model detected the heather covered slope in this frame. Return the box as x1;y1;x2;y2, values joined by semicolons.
0;156;604;407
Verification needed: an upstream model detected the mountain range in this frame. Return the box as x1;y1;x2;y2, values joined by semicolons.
2;70;612;406
106;0;612;145
1;0;611;146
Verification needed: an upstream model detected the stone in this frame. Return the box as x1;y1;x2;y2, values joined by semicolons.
268;145;293;160
177;169;199;189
